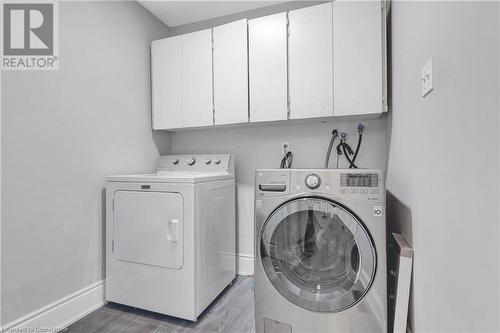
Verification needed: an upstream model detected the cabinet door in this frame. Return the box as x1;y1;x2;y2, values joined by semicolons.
181;29;214;127
288;3;333;120
151;36;182;130
213;20;248;125
248;13;288;123
333;1;385;116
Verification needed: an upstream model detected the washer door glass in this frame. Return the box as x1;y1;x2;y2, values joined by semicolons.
260;197;376;313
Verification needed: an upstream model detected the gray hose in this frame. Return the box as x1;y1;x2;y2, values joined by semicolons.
324;130;338;168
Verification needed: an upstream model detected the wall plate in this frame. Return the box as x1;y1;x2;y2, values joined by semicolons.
421;58;434;97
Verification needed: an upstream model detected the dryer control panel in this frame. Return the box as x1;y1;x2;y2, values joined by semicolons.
156;154;234;174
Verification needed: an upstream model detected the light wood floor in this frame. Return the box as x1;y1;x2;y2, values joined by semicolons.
66;276;254;333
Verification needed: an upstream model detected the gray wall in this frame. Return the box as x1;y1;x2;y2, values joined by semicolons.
1;1;169;324
170;118;387;269
387;1;500;331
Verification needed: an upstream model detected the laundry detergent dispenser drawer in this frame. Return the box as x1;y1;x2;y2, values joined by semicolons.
113;191;184;269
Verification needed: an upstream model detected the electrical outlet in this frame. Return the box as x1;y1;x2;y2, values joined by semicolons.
422;58;434;97
281;142;289;155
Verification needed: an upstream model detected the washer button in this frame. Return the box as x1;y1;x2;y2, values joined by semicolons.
295;185;301;191
370;189;379;195
325;186;331;192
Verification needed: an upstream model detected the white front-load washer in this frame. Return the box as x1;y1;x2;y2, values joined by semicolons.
106;154;235;321
255;169;387;333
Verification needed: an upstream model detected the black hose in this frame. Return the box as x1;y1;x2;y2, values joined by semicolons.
280;151;293;169
336;142;344;155
349;133;362;168
324;130;338;168
343;142;354;155
341;142;358;169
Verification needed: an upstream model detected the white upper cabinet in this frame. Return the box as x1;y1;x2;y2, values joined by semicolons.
151;2;387;130
151;36;182;130
181;29;214;128
333;0;386;116
151;29;213;130
213;20;248;125
248;13;288;123
288;3;333;120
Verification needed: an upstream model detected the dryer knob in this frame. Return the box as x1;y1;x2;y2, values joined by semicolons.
171;159;179;165
305;174;321;189
186;157;196;166
213;159;221;165
204;159;211;165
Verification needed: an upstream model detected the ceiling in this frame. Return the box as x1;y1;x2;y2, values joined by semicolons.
138;1;284;27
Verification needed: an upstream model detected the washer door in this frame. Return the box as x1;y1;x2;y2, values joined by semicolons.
260;197;376;313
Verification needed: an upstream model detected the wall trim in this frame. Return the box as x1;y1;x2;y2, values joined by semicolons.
2;280;105;332
237;253;254;276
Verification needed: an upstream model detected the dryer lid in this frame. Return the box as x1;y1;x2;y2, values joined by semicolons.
106;172;234;183
259;197;376;313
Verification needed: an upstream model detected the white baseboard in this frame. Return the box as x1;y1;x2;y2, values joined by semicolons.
237;253;254;276
1;256;253;331
2;280;106;332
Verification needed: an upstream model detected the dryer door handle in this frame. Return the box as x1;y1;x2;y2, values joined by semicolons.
166;219;180;242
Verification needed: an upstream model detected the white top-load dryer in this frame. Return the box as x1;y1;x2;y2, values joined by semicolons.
106;154;235;321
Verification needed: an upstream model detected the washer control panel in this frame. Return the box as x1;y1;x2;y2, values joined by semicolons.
256;169;384;201
290;169;384;201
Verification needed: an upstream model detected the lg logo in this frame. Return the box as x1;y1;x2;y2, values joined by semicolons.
3;3;54;56
373;206;383;217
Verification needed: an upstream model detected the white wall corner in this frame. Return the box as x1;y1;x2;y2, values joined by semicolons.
236;253;254;276
1;281;105;332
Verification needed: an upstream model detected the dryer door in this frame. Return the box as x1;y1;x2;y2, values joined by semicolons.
113;191;183;269
259;197;376;312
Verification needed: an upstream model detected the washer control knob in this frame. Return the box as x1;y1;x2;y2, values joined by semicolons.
171;159;179;165
305;174;321;189
204;159;211;165
186;157;196;166
213;159;221;165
